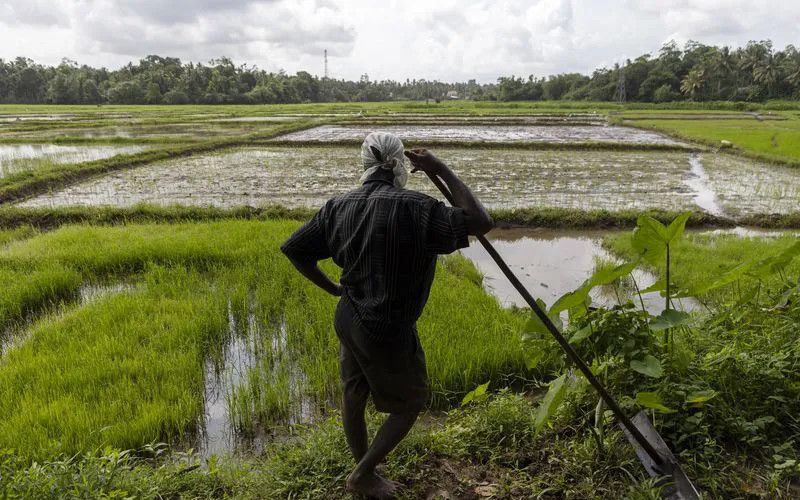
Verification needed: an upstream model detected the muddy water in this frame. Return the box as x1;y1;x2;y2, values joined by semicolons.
459;228;694;313
684;154;726;216
5;124;255;140
199;303;318;457
17;146;795;217
273;124;685;145
200;308;262;456
0;144;147;178
0;114;81;123
18;148;700;211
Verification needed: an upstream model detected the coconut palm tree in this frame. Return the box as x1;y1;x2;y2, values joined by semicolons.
754;53;781;97
739;41;770;84
781;46;800;92
680;68;705;100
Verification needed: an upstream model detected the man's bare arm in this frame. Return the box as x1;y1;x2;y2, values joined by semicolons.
404;149;494;235
287;256;342;296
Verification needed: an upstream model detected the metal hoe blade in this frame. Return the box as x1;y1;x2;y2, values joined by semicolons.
620;411;701;500
421;169;702;500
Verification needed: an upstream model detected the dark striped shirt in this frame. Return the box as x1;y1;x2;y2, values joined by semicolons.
280;176;469;339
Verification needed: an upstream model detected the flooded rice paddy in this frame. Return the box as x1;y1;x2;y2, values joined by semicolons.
272;124;685;145
19;146;799;216
0;144;147;178
2;122;279;141
20;147;720;212
702;154;800;216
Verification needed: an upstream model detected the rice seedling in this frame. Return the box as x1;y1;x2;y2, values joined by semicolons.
0;220;527;459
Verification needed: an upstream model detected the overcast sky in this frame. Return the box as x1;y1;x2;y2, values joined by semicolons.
0;0;798;83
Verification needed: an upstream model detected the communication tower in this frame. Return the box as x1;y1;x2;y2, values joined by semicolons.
324;49;329;79
614;65;626;104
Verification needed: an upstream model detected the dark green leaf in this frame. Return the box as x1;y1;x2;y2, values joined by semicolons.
550;283;591;315
686;390;718;405
749;241;800;278
525;349;547;370
534;374;569;433
630;355;664;378
640;278;666;294
569;325;593;345
632;216;668;265
690;261;752;296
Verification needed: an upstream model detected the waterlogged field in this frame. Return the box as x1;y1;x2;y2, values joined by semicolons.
19;147;707;211
1;122;285;142
19;146;800;217
702;154;800;215
271;123;685;145
0;144;147;178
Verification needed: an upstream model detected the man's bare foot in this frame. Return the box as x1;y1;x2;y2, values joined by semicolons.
346;471;403;499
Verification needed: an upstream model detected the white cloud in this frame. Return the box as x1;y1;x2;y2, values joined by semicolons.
0;0;797;82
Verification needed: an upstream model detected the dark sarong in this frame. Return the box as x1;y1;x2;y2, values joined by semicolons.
333;299;429;414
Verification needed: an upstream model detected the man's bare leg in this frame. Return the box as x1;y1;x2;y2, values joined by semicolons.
346;411;419;499
342;390;369;462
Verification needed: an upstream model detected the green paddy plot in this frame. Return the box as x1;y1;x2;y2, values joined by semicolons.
18;147;709;212
630;116;800;164
0;220;527;459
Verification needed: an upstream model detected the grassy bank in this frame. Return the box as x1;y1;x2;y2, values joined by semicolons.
0;205;751;231
2;384;796;498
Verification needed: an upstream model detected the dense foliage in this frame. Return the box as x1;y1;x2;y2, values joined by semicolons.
1;40;799;105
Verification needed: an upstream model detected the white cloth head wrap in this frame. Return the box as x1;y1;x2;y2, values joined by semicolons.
359;132;408;188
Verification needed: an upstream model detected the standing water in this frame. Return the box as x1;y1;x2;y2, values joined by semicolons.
684;155;726;216
458;229;694;313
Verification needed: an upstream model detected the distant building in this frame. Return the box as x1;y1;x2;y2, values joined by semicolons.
446;90;460;100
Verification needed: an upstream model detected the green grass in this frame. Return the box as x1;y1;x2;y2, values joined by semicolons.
0;219;528;459
628;117;800;166
0;205;763;231
0;267;227;457
3;387;796;499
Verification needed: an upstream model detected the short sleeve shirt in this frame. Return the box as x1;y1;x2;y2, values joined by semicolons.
280;178;469;338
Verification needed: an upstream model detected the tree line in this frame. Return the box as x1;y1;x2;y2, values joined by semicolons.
1;40;798;105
